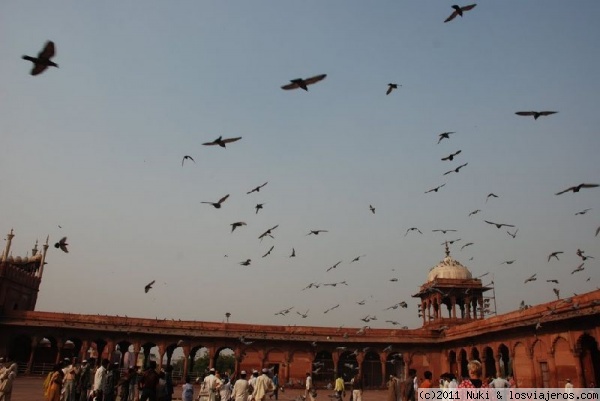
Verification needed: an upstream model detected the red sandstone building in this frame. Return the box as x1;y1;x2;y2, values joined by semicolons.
1;230;599;388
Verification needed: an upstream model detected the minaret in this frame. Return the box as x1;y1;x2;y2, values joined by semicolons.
1;229;15;262
38;235;49;278
32;239;39;257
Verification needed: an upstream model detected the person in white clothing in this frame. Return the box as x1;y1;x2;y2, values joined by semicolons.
232;371;250;401
565;379;574;393
204;369;223;401
305;372;315;401
93;359;109;401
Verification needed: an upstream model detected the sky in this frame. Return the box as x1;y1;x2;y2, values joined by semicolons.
1;1;599;330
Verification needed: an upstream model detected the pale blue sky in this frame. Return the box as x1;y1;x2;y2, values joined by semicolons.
1;1;599;329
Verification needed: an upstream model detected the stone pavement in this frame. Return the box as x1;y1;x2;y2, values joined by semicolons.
11;376;390;401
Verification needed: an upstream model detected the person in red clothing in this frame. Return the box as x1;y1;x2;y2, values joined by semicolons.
420;371;433;389
458;361;487;389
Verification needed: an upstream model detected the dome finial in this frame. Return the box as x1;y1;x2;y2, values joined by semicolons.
444;241;450;257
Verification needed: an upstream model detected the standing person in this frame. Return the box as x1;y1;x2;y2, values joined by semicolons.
458;361;487;389
271;373;279;400
401;369;416;401
182;376;194;401
46;364;65;401
387;375;400;401
139;361;160;401
204;368;223;401
76;360;92;401
220;376;233;401
231;371;250;401
305;372;316;401
129;367;139;401
104;362;117;401
447;374;458;389
420;372;433;389
565;379;574;394
351;374;362;401
164;365;174;401
334;375;345;400
93;359;109;401
0;362;18;401
118;367;133;401
252;369;275;401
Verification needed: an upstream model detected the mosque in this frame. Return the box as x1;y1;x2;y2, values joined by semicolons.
1;229;599;388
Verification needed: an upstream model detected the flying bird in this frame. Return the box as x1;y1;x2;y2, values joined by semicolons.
240;259;251;266
444;238;461;245
507;229;518;239
255;203;265;214
575;208;592;215
54;237;69;253
432;229;457;234
326;261;342;272
386;83;400;95
247;182;268;195
297;310;309;318
596;226;600;237
399;301;408;308
441;150;462;161
576;248;594;261
461;242;474;250
546;279;559;284
486;193;499;203
230;222;247;233
555;183;599;195
443;163;468;175
515;111;558;120
389;278;398;282
369;204;376;214
281;74;327;91
484;220;515;229
289;248;296;258
201;194;230;209
181;155;195;166
357;300;366;305
324;304;339;313
437;132;455;144
405;227;423;236
444;4;477;23
553;288;560;300
468;209;481;217
351;255;366;263
548;252;563;262
239;336;253;345
262;245;275;258
22;41;58;75
307;230;328;235
202;136;242;148
571;263;585;275
144;280;155;293
259;225;279;240
425;184;446;193
524;274;537;284
501;260;515;265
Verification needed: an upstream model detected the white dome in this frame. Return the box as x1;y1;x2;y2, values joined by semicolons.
427;255;472;282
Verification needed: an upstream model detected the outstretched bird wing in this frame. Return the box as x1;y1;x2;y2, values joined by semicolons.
538;111;558;117
515;111;537;117
222;137;242;144
303;74;327;86
461;4;477;12
39;41;55;59
444;10;459;22
218;194;230;204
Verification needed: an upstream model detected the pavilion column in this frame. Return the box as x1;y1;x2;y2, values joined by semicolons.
332;352;340;375
421;302;426;326
208;346;216;369
379;353;387;387
356;352;365;378
104;341;115;363
494;353;501;378
479;297;485;319
465;297;471;319
456;350;463;378
573;348;585;388
481;354;487;379
182;346;191;379
55;339;64;364
132;343;141;369
437;294;442;319
79;340;89;362
451;296;457;319
157;344;166;371
26;337;39;374
402;354;411;380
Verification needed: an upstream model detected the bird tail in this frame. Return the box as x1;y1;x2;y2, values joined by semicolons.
22;55;35;62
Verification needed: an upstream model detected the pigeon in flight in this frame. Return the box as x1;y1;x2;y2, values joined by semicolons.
326;261;342;272
145;280;155;293
297;310;309;318
443;163;468;175
524;274;537;284
239;336;253;345
240;259;251;266
281;74;327;91
555;183;599;195
351;255;366;263
307;230;328;236
247;182;268;195
445;238;461;245
571;263;585;275
258;225;279;240
596;226;600;237
202;136;242;148
461;242;474;250
255;203;265;214
357;300;366;305
23;41;58;75
425;184;446;193
262;245;275;258
484;220;515;229
324;304;339;313
546;279;559;284
515;111;558;120
441;150;462;161
386;83;400;95
289;248;296;258
181;155;195;166
486;193;499;203
437;132;455;144
468;209;481;217
432;229;457;234
548;251;563;262
369;204;376;214
507;229;518;239
230;222;247;233
553;288;560;300
575;208;592;215
444;4;477;23
576;248;594;261
54;237;69;253
405;227;423;236
201;194;230;209
501;260;516;265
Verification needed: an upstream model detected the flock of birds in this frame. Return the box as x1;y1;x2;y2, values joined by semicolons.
20;2;599;332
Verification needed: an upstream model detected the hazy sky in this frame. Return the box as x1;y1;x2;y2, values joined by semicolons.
1;1;599;330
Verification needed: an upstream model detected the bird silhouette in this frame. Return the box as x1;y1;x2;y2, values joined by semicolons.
443;163;468;175
289;248;296;258
297;310;309;318
596;226;600;237
445;238;462;245
369;205;376;214
357;300;366;305
281;74;327;91
486;193;499;203
507;229;518;239
54;237;69;253
555;183;599;195
259;225;279;240
307;230;328;235
553;288;560;300
441;150;462;161
468;209;481;217
425;184;446;193
515;111;558;120
548;251;563;262
524;274;537;284
571;263;585;274
405;227;423;236
262;245;275;258
576;248;594;261
230;222;247;233
444;4;477;23
501;260;516;265
351;255;366;263
255;203;265;214
181;155;195;166
324;304;339;313
484;220;515;229
201;194;230;208
202;136;242;148
386;83;400;95
240;259;251;266
247;182;268;195
546;279;559;284
432;229;457;234
326;261;343;272
437;132;455;144
239;336;254;345
461;242;474;250
145;280;155;293
23;41;58;75
575;208;591;215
